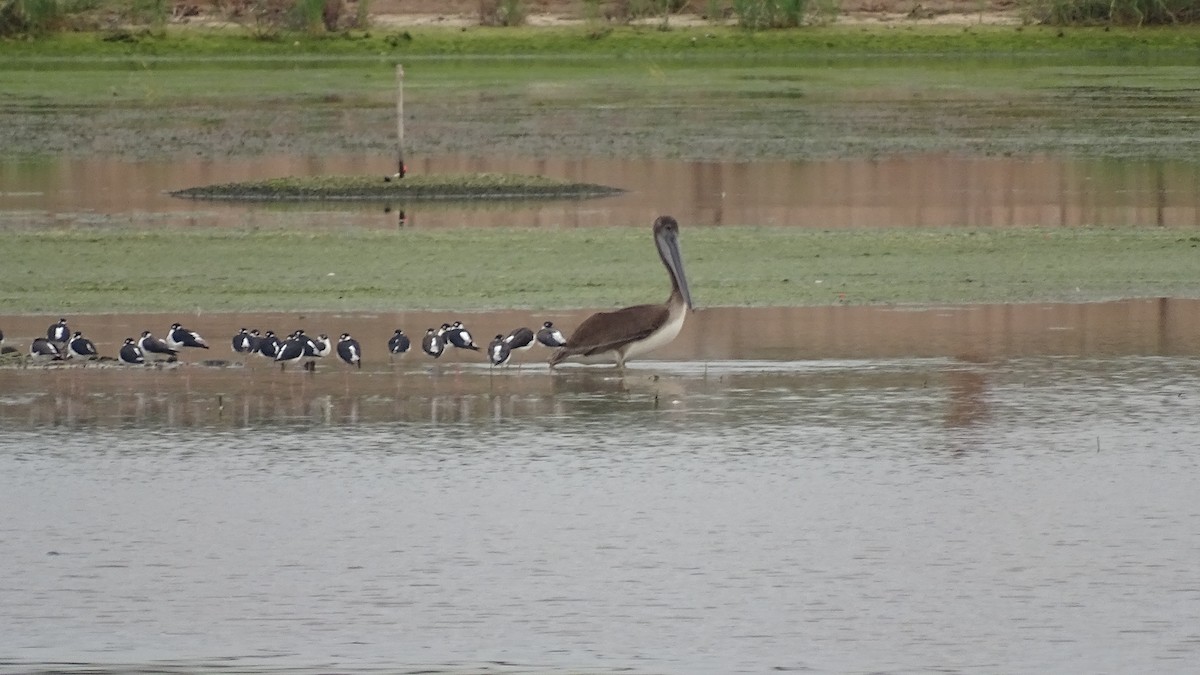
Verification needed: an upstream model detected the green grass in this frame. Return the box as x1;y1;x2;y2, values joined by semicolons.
3;22;1200;60
2;227;1198;314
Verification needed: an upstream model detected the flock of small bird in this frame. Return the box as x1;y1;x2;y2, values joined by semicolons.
1;317;569;370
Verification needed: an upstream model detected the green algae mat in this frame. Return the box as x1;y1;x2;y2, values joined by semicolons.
170;173;624;202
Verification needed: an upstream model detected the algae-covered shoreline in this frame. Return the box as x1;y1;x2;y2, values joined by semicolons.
2;227;1198;314
3;25;1200;163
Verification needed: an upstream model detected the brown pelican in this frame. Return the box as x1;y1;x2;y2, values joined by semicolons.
549;215;693;370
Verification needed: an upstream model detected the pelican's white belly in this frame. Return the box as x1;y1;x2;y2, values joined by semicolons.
620;302;687;363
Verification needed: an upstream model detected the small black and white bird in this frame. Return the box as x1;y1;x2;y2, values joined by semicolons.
257;331;282;359
336;333;362;368
118;337;145;365
138;331;178;362
444;321;481;351
47;318;70;347
299;331;321;370
66;331;99;360
311;334;333;359
488;334;511;367
536;321;567;347
29;337;62;361
504;326;535;352
421;327;445;359
166;323;209;351
388;329;411;356
231;328;257;354
275;330;311;371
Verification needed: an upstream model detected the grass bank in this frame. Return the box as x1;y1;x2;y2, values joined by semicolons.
3;23;1200;60
2;227;1197;314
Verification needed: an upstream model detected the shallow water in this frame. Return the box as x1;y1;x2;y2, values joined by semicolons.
3;153;1199;231
3;297;1200;371
3;303;1200;673
2;356;1199;674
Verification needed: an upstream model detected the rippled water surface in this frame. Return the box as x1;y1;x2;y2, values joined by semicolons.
3;345;1200;673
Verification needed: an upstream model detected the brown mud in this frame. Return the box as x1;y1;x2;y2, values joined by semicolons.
3;298;1197;367
2;298;1196;428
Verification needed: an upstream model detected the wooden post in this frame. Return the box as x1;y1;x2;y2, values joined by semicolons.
394;63;406;179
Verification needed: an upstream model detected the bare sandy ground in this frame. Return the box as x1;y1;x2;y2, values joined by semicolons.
367;0;1022;25
369;11;1022;28
181;0;1024;30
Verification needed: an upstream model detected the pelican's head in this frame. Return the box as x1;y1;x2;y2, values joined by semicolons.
653;215;692;310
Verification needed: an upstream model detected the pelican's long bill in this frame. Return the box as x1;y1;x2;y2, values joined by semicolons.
655;216;692;311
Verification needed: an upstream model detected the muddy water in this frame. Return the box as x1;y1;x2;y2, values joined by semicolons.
3;153;1199;230
3;297;1199;368
4;257;1200;670
3;347;1200;672
2;299;1200;429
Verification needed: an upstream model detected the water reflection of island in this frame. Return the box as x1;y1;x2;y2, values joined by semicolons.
8;154;1199;231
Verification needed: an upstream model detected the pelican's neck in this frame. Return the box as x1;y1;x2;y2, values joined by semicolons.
668;283;687;311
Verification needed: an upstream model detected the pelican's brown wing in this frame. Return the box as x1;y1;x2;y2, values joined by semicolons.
549;303;669;365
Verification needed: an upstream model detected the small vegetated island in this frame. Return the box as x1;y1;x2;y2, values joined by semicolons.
170;173;625;202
